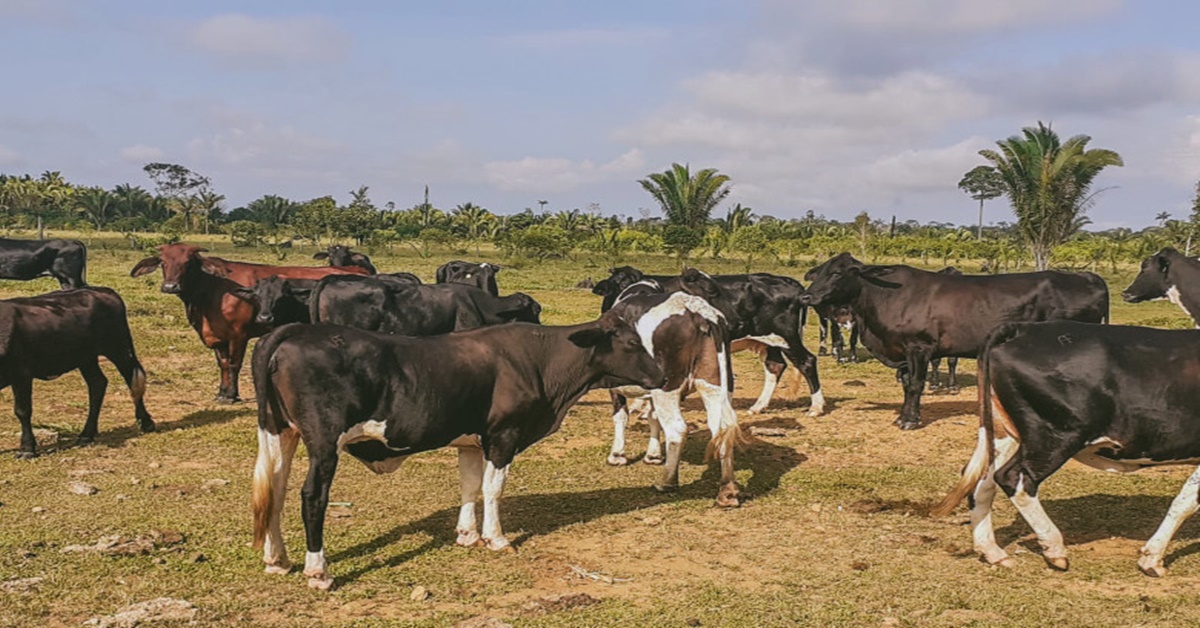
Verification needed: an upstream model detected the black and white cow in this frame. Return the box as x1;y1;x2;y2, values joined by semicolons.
933;321;1200;577
313;245;376;275
593;266;823;416
0;237;87;289
437;260;501;297
802;253;1108;429
310;274;541;335
605;289;742;506
1122;248;1200;326
250;314;664;589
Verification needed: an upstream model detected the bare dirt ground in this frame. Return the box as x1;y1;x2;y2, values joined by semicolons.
2;238;1199;627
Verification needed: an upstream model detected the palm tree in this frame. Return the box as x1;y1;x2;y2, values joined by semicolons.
1156;211;1171;227
723;203;754;234
35;171;73;238
193;190;226;233
980;122;1123;270
958;165;1006;239
638;163;731;229
452;202;495;255
76;187;118;230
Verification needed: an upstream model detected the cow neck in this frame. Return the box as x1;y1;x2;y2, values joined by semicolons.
178;262;223;300
846;266;905;337
537;326;608;419
1166;254;1200;326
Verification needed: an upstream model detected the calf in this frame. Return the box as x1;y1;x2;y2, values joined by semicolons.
233;277;317;326
1123;248;1200;326
933;321;1200;577
593;266;823;415
313;245;376;275
606;291;743;506
250;314;664;589
802;253;1107;429
130;243;367;402
310;275;540;335
437;260;500;296
2;288;153;458
0;237;87;289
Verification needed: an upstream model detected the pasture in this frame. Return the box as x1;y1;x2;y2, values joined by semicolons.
1;235;1199;627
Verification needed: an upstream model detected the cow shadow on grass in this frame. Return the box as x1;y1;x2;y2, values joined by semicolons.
859;399;979;428
991;493;1200;568
1;408;252;456
329;435;807;585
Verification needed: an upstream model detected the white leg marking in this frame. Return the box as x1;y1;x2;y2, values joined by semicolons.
650;389;686;447
1139;464;1200;577
645;415;664;464
609;405;630;465
748;365;778;414
481;460;511;551
304;550;332;590
1010;478;1068;569
808;389;825;417
456;447;484;547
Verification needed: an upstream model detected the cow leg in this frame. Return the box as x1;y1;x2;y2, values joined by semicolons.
300;446;339;590
456;447;485;547
76;361;108;446
847;323;860;363
109;350;154;432
830;321;846;363
818;315;830;356
480;459;513;551
748;349;786;414
225;336;249;403
644;410;664;465
782;343;823;417
212;343;233;402
1139;464;1200;577
970;431;1020;567
608;392;631;466
928;359;942;392
995;439;1076;571
13;379;36;459
258;427;300;574
895;348;930;429
650;389;686;492
947;358;960;394
697;379;740;508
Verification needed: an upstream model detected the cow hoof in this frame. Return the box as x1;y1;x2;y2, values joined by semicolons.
1139;562;1167;578
807;406;824;417
896;420;922;431
456;531;482;547
607;453;629;466
307;575;334;591
75;436;96;447
653;483;678;494
484;538;514;553
15;451;37;460
746;407;765;416
139;420;157;434
948;387;961;395
643;454;665;466
716;484;741;508
994;557;1017;569
818;346;829;356
264;562;291;575
1045;556;1069;571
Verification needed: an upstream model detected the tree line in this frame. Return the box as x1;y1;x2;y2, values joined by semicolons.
1;123;1196;272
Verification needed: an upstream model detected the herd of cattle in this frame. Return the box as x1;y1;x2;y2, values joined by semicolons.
3;237;1200;588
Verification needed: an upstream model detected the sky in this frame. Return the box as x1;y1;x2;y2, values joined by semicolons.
1;0;1199;229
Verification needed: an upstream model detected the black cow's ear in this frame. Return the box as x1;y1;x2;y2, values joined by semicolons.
290;287;313;301
230;287;257;303
1157;254;1170;272
568;327;611;348
313;252;329;260
130;256;161;277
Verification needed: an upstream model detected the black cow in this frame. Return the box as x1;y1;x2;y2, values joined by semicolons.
0;237;87;289
313;245;376;275
233;277;318;327
1123;248;1200;326
310;274;540;335
249;314;664;589
593;266;824;416
437;260;500;296
929;266;963;393
2;288;153;458
933;321;1200;577
802;253;1108;429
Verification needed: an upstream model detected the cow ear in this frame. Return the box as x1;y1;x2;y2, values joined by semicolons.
130;256;161;277
568;327;612;348
290;287;313;301
313;252;329;260
200;257;228;277
230;287;257;303
1156;254;1171;272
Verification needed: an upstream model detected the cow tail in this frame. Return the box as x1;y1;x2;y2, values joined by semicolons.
77;240;89;287
706;313;745;461
308;279;327;323
251;327;294;549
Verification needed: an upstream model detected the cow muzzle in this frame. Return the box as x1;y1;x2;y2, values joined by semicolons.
161;282;182;294
257;314;275;325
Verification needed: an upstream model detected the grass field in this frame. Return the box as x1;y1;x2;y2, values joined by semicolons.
1;234;1198;627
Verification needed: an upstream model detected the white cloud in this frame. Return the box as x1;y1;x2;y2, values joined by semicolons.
119;144;164;163
865;137;990;192
798;0;1123;35
187;14;351;66
187;115;342;167
485;149;647;193
495;27;670;50
0;144;23;167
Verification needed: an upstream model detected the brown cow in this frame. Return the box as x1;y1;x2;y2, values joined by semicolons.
130;243;367;403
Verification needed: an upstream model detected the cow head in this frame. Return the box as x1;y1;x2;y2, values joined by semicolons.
130;243;225;294
314;245;353;266
800;253;867;306
592;266;646;312
570;312;665;390
1123;248;1182;303
437;260;501;296
231;276;314;326
507;293;543;324
678;267;739;326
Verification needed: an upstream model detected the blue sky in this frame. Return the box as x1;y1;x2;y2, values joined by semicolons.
2;0;1198;228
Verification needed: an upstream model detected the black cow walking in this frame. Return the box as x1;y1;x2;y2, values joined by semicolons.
250;315;664;589
0;238;87;289
2;288;153;457
933;321;1200;577
802;253;1108;429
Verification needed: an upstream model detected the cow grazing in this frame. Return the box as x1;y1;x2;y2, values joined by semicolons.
1123;248;1200;326
0;237;87;289
250;314;665;589
801;253;1108;429
2;288;153;458
593;266;823;416
313;245;376;275
130;243;368;402
310;274;540;335
605;290;743;506
437;260;501;296
933;321;1200;577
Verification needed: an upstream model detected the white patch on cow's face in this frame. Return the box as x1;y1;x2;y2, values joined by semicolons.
337;420;408;474
634;293;726;356
1166;286;1197;326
